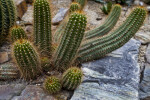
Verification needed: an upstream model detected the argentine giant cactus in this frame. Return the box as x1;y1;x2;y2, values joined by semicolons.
10;26;27;42
53;12;87;71
44;76;62;94
77;7;147;63
62;67;83;90
0;0;16;45
34;0;51;56
85;4;121;39
13;39;41;80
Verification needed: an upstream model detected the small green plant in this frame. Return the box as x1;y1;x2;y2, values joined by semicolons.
62;67;83;90
10;26;27;42
100;1;112;15
53;12;87;72
44;76;62;94
74;0;87;9
34;0;52;56
0;0;16;45
0;63;19;80
12;39;41;80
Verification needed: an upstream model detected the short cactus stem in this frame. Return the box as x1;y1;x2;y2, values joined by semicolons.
43;76;62;94
34;0;52;56
0;63;19;80
10;26;27;42
0;0;16;45
77;7;147;63
62;67;83;90
69;2;81;14
13;39;41;80
53;12;87;71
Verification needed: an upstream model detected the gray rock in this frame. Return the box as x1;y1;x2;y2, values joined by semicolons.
0;84;26;100
135;31;150;44
12;85;56;100
146;44;150;64
52;8;68;25
71;39;141;100
139;63;150;99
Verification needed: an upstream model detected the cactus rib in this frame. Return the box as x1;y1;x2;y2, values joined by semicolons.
77;7;147;63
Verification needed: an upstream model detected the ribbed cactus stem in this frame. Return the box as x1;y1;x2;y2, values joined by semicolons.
34;0;51;55
53;2;81;43
62;67;83;90
44;76;62;94
84;4;121;39
77;7;147;63
0;0;16;44
0;63;19;80
53;12;87;71
11;26;27;42
13;39;41;80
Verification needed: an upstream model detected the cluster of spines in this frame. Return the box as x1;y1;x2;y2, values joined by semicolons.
10;26;27;42
62;67;83;90
53;12;87;71
74;0;87;10
84;4;121;39
44;76;62;94
77;7;147;63
0;0;16;44
34;0;51;56
13;39;41;80
0;63;19;80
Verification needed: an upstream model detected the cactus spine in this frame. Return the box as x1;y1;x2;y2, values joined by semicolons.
34;0;51;55
0;0;16;45
85;4;121;39
0;63;19;80
44;76;62;94
62;67;83;90
53;2;81;43
53;12;87;71
10;26;27;42
77;7;147;63
13;39;41;80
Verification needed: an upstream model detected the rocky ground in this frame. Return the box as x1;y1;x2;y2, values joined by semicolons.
1;0;150;100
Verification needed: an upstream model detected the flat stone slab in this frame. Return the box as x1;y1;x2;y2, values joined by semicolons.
71;38;141;100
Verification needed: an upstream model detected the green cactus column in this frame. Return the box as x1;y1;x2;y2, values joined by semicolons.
53;2;81;43
53;12;87;72
77;7;147;63
34;0;51;55
13;39;41;80
0;0;16;45
10;26;27;42
84;4;121;39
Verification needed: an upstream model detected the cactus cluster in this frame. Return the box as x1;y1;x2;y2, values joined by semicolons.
13;39;41;80
1;0;146;93
53;12;87;71
34;0;52;56
43;76;62;94
77;7;147;63
62;67;83;90
10;26;27;42
0;63;19;80
0;0;16;45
